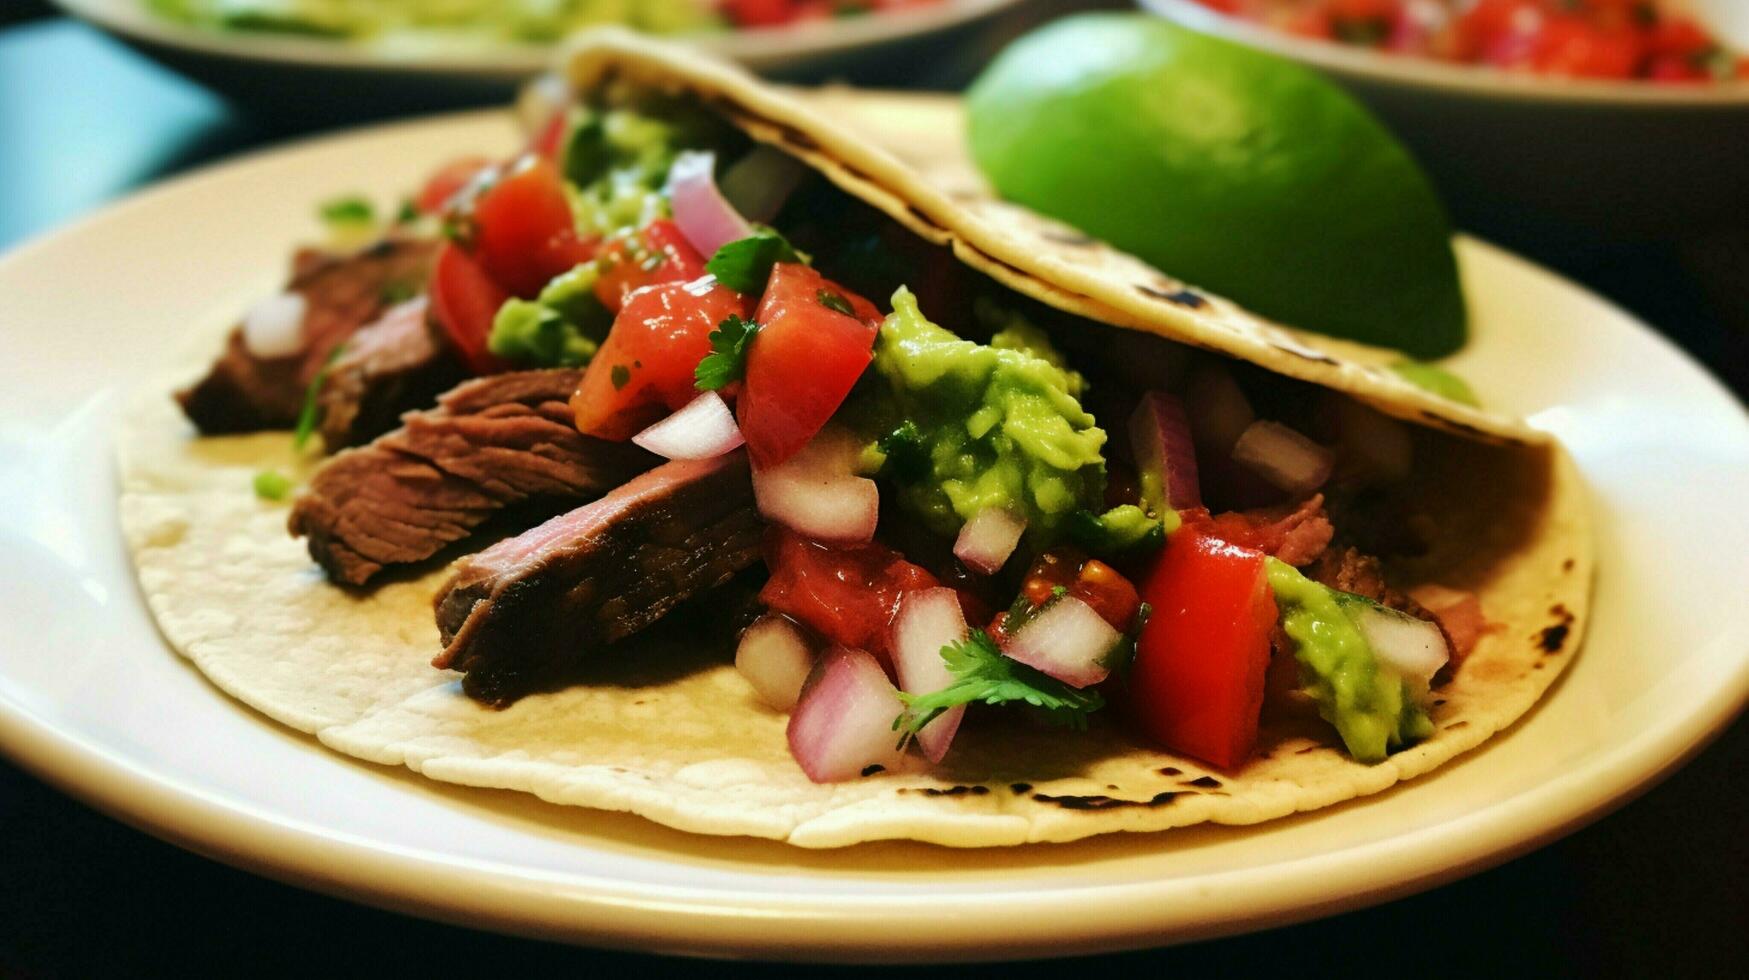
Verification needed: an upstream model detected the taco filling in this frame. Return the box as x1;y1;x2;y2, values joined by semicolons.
158;77;1526;786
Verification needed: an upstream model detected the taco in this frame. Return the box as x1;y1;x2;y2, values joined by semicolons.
119;30;1591;848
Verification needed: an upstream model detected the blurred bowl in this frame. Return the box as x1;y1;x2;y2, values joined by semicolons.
1140;0;1749;250
53;0;1024;120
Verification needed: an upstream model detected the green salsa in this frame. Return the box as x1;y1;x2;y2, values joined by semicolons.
1266;558;1433;762
866;288;1109;538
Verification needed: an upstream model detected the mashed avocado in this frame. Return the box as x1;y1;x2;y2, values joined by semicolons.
867;288;1107;538
1266;558;1433;762
489;263;609;367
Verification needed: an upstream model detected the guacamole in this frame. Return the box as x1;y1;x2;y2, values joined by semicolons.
867;288;1108;538
489;263;610;368
1266;558;1433;762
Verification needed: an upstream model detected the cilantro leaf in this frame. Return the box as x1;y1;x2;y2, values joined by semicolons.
876;420;928;483
318;195;374;227
894;629;1105;738
705;229;801;293
693;315;758;391
252;469;293;501
292;344;346;451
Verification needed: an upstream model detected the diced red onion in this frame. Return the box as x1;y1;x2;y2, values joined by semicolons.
631;391;745;460
1348;602;1449;694
1128;391;1202;510
735;614;815;711
888;588;969;763
1186;364;1255;455
516;73;570;137
787;646;907;783
1232;421;1334;496
1326;395;1414;486
667;150;753;259
751;427;878;543
241;291;307;359
953;507;1026;575
717;144;807;224
1002;596;1121;689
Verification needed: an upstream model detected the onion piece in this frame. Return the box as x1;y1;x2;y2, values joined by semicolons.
1186;364;1255;455
1231;421;1334;496
751;426;879;543
631;391;745;460
718;144;807;224
1128;391;1202;510
787;646;907;783
1002;596;1122;689
1348;602;1449;694
736;614;815;711
953;507;1027;575
666;150;753;259
1326;394;1413;486
241;291;307;359
889;588;969;763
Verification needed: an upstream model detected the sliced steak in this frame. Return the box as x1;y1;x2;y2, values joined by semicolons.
433;452;761;706
289;369;656;585
315;297;465;450
177;237;438;434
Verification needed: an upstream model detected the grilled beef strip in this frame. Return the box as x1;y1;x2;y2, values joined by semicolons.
289;369;657;586
177;237;439;434
432;451;762;706
315;296;466;450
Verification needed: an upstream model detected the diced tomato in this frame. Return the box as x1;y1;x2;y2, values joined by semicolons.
1127;530;1278;770
416;156;493;216
592;220;710;315
428;242;512;375
467;155;597;299
737;263;882;468
1528;16;1643;78
571;277;751;440
1017;550;1142;633
722;0;801;29
759;527;940;664
530;110;568;160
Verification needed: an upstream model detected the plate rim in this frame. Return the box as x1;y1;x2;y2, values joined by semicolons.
0;109;1746;961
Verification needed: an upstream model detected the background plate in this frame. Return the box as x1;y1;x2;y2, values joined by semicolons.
0;108;1745;961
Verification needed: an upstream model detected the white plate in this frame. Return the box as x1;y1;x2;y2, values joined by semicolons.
55;0;1023;78
0;109;1745;961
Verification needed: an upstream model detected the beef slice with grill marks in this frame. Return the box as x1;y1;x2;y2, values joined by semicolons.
177;237;438;434
289;369;657;586
432;451;761;706
315;296;466;450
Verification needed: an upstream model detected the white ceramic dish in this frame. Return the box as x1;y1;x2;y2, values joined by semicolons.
0;108;1745;961
55;0;1022;78
1140;0;1749;244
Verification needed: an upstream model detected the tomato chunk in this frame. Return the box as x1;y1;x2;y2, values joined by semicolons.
592;220;709;315
468;155;596;298
1016;550;1141;632
429;242;512;376
571;277;751;440
416;156;492;216
737;263;882;468
759;527;940;664
1127;530;1277;769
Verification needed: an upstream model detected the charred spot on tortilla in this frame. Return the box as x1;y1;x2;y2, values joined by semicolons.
1183;776;1223;789
1539;622;1572;654
1032;792;1183;810
1157;766;1182;776
1270;342;1339;366
860;764;885;777
1135;283;1208;309
1009;782;1032;794
1563;558;1576;572
904;785;991;797
1041;229;1096;247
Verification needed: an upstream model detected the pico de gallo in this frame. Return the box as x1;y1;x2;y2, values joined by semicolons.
399;83;1484;781
1193;0;1747;82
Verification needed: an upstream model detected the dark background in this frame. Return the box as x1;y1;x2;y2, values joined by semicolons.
1;3;1744;976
